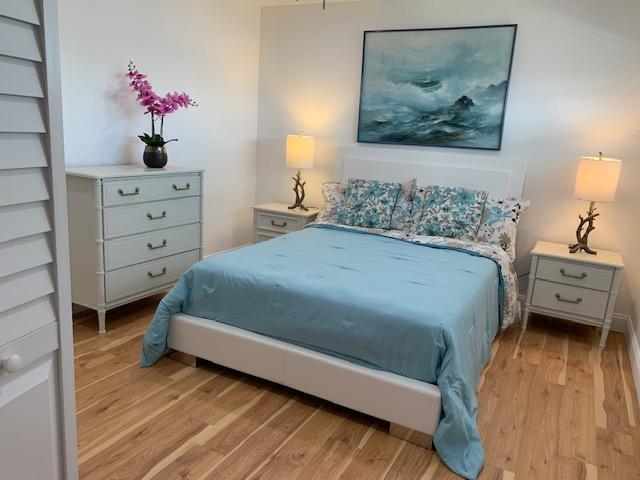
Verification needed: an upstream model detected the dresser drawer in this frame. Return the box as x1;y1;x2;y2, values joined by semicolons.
105;250;199;303
103;197;200;239
531;280;609;320
536;258;614;291
256;212;301;233
255;229;282;243
104;223;201;271
102;174;200;207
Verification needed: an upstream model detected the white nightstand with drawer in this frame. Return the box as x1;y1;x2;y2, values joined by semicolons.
66;165;203;335
522;241;624;349
252;203;319;243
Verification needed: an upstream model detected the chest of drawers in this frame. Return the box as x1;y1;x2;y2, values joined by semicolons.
66;165;203;335
522;241;624;349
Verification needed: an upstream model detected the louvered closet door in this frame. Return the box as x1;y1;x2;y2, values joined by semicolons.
0;1;77;479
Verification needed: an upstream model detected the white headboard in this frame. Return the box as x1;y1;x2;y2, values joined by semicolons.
338;146;527;198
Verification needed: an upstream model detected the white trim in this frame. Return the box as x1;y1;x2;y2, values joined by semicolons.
203;243;252;259
41;0;78;477
626;316;640;407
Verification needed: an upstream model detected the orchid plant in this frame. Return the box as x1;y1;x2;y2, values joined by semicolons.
127;61;197;147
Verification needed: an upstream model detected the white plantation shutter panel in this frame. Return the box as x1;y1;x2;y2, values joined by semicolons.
0;0;53;348
0;0;78;478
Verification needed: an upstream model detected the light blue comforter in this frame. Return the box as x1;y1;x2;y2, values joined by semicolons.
141;226;502;479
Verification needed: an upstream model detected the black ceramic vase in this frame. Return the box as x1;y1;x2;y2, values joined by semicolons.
143;146;168;168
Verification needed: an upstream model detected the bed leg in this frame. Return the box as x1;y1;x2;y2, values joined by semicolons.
389;423;433;450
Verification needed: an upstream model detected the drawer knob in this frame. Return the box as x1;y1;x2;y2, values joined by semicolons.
560;268;587;279
148;267;167;278
147;210;167;220
147;239;167;250
271;220;287;228
555;293;583;304
117;187;140;196
2;354;22;374
172;183;191;191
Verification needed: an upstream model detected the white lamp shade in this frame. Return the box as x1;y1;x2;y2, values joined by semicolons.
286;134;315;169
574;155;621;202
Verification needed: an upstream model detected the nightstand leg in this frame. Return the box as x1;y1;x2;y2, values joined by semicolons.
521;255;538;332
521;308;530;331
98;309;107;337
599;323;611;350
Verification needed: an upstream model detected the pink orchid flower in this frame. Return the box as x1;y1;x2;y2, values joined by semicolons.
127;61;198;146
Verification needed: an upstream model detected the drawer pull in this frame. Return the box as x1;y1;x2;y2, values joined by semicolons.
555;293;583;304
118;187;140;196
172;183;191;191
271;220;288;228
560;268;587;279
147;267;167;278
2;354;22;374
147;239;167;250
147;210;167;220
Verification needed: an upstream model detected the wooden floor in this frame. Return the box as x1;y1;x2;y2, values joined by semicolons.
74;296;640;479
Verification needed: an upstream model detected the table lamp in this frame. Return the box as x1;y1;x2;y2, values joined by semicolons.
569;152;621;255
285;133;315;211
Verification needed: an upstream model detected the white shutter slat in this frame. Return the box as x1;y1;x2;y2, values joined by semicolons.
0;133;46;169
0;16;42;61
0;0;40;25
0;295;56;348
0;233;52;279
0;56;44;97
0;264;54;314
0;167;49;206
0;95;45;133
0;201;51;243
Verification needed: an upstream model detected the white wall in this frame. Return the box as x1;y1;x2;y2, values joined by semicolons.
256;0;640;325
58;0;262;254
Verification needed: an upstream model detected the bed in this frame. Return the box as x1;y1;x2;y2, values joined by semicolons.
141;147;527;479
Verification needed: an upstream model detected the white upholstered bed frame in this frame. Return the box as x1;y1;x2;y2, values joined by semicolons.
167;146;527;447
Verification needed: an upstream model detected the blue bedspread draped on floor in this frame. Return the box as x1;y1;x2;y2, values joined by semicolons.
141;226;502;479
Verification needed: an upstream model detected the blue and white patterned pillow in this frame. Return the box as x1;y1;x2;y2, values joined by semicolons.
337;179;402;229
316;182;346;224
389;179;418;231
413;186;488;241
477;197;531;260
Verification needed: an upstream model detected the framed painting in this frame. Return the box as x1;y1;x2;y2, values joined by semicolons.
357;25;517;151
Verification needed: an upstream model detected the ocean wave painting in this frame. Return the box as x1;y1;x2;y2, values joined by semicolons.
357;25;517;151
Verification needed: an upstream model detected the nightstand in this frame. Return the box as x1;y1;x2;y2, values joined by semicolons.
252;203;320;243
522;241;624;349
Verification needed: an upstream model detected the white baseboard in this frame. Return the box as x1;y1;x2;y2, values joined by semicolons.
204;243;252;259
626;316;640;406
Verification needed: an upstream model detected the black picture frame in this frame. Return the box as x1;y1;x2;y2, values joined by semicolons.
356;24;518;151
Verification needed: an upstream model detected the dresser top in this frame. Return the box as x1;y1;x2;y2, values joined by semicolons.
532;241;624;268
66;165;203;179
253;203;320;218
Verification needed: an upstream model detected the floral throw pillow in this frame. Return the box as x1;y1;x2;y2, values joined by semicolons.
414;186;488;241
337;179;402;229
316;182;346;223
389;178;418;231
477;198;531;261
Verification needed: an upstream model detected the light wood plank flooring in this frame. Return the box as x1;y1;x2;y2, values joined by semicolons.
74;296;640;479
